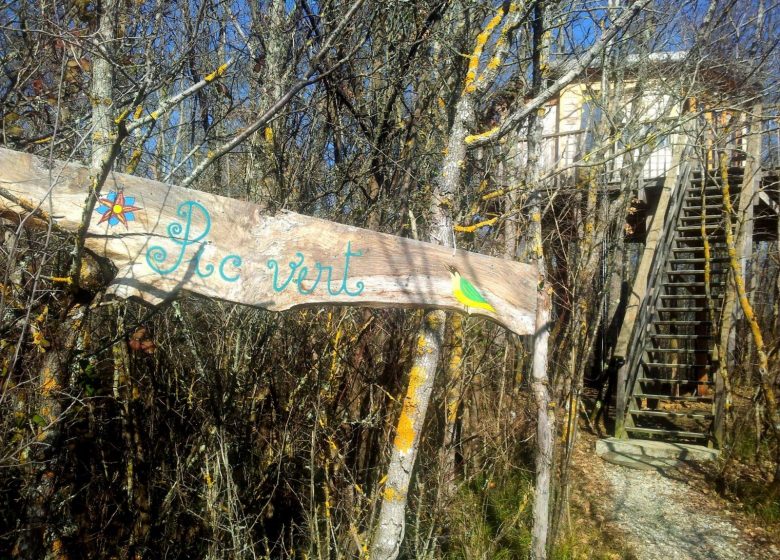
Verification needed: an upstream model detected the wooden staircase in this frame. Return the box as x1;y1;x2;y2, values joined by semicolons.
615;155;743;447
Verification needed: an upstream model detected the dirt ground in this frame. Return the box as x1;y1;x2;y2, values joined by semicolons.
567;430;779;559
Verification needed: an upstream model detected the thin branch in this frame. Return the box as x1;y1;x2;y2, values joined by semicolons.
179;0;367;190
466;0;653;148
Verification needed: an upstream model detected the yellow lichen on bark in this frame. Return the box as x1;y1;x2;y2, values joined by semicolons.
423;310;443;331
382;486;402;502
454;216;498;232
463;6;509;94
392;365;425;453
51;536;67;560
40;367;58;395
447;356;463;425
719;153;778;423
701;206;711;289
323;460;332;519
699;178;726;401
584;176;597;244
328;326;342;382
125;148;142;174
485;42;505;70
114;107;130;125
446;314;463;424
470;3;520;92
204;62;229;83
31;326;50;353
465;126;500;145
532;210;543;259
482;188;505;201
40;405;52;421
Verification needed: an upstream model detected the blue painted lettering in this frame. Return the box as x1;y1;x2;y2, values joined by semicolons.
146;200;242;282
266;242;364;297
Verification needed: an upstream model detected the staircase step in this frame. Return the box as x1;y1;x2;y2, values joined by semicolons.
685;199;725;206
683;205;726;211
666;277;729;283
688;184;743;190
633;393;713;401
676;225;728;232
671;254;728;259
675;239;727;244
680;216;722;222
687;183;741;188
665;269;715;274
656;307;710;312
644;347;709;353
672;247;727;252
596;437;719;461
685;193;724;199
598;451;682;470
690;181;743;187
629;409;714;419
658;294;722;299
686;183;730;189
663;282;709;287
668;270;729;275
690;175;743;182
669;258;729;263
675;236;727;242
639;371;713;377
649;333;712;339
624;427;709;439
653;320;712;325
685;192;728;199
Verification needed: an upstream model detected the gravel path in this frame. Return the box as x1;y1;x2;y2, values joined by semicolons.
603;464;777;560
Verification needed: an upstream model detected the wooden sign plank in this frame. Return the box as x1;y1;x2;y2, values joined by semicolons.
0;148;537;335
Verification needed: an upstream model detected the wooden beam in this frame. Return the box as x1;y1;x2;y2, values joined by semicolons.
0;148;537;335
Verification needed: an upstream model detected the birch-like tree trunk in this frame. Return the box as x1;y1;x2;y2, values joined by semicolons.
720;151;779;431
69;0;121;287
13;2;119;557
370;6;518;558
528;4;554;559
369;93;472;560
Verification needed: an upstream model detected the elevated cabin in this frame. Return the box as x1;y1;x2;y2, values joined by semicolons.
503;53;779;450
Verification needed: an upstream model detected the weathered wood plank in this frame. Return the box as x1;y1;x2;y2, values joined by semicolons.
0;147;537;335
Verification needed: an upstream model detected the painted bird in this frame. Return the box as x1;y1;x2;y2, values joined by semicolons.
447;265;496;314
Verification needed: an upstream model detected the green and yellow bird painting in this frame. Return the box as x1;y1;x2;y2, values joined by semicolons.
447;265;496;314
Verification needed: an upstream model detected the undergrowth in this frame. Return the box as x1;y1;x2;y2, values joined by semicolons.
442;466;635;559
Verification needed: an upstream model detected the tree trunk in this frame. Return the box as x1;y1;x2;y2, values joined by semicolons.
439;312;464;503
369;84;474;560
528;4;554;558
720;152;779;432
14;3;119;557
370;4;520;550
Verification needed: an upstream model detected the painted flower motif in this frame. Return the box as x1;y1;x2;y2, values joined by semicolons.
96;191;142;227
